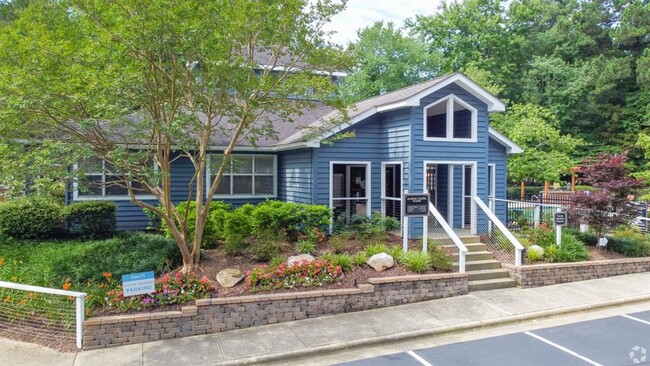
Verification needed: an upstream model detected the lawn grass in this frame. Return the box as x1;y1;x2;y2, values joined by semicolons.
0;232;181;288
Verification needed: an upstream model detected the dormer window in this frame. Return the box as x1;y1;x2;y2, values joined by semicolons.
424;95;477;141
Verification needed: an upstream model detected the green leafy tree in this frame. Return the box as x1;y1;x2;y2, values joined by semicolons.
0;0;350;273
491;103;583;185
341;21;439;102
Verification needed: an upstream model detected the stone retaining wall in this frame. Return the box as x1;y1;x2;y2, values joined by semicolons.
504;257;650;288
83;272;467;349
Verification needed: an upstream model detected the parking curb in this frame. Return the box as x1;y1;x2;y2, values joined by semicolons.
218;294;650;365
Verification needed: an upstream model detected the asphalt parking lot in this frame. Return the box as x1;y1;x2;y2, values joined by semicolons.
338;310;650;366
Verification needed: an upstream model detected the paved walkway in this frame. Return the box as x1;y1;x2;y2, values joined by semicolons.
6;272;650;366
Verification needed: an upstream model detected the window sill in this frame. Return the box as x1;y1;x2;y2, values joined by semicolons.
212;194;277;199
73;195;157;202
423;137;477;143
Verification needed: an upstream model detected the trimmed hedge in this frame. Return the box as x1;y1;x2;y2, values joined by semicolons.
65;201;116;238
0;197;64;239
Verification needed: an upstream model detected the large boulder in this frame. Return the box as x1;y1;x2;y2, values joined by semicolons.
287;254;315;267
216;269;244;288
367;253;394;272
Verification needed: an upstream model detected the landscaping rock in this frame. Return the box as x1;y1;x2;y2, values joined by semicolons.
216;269;244;288
367;253;394;272
287;254;315;266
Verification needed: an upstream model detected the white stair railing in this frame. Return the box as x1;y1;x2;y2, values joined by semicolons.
474;196;524;266
428;202;468;273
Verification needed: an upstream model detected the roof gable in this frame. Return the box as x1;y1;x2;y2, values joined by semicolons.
278;72;506;147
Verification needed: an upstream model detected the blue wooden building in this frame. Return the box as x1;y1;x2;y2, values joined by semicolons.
67;73;521;237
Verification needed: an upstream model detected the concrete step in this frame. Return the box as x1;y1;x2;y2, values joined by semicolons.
440;243;488;253
455;259;503;271
458;235;482;244
466;268;511;281
468;278;517;291
465;251;495;261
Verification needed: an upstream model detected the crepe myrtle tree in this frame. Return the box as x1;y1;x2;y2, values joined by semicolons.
0;0;352;273
570;152;645;240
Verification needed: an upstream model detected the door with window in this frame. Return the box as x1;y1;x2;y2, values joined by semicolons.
382;163;402;221
331;163;370;221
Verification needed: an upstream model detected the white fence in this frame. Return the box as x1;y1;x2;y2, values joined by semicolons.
474;196;524;267
0;281;86;349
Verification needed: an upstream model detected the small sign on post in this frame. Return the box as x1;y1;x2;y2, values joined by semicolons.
554;211;567;246
122;271;155;297
403;192;430;254
404;194;429;216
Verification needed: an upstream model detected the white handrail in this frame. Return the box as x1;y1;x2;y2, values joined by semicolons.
428;202;468;273
474;196;524;266
0;281;87;349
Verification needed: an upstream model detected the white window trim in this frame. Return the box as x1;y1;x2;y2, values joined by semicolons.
423;160;477;233
206;154;277;199
72;161;156;201
380;161;403;224
329;161;372;217
423;94;478;143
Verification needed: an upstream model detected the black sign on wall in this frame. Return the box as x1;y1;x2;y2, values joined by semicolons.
404;194;429;217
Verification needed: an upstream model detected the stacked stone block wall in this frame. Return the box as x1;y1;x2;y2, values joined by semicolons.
83;273;467;349
504;258;650;288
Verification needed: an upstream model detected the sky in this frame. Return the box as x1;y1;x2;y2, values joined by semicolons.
323;0;444;46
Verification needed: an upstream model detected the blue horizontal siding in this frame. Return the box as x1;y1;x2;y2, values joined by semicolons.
409;84;491;237
278;149;312;204
489;137;508;223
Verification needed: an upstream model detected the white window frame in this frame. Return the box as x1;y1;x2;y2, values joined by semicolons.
423;94;478;142
72;159;156;201
380;161;403;223
206;154;277;198
329;161;372;217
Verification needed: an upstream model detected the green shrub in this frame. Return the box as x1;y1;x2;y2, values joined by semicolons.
334;212;400;240
250;237;279;262
0;197;64;239
526;246;543;262
525;224;555;248
400;251;432;273
613;225;646;243
389;245;404;261
429;246;453;271
270;255;285;267
352;252;368;267
328;232;351;254
159;200;230;249
223;204;255;254
332;253;353;272
251;201;331;241
64;201;116;238
50;232;181;284
570;230;598;246
607;237;650;257
545;234;589;262
296;239;316;255
364;242;389;257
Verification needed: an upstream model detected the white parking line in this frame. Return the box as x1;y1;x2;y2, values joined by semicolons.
524;331;603;366
407;350;434;366
622;314;650;326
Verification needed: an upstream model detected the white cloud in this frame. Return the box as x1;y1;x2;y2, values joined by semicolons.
323;0;443;46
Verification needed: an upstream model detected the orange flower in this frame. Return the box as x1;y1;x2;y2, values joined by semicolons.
62;283;71;291
103;272;112;279
3;296;10;303
0;257;4;266
28;292;35;299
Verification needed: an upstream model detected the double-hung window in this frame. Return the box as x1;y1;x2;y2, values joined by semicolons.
209;154;276;197
75;157;148;198
424;94;477;142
